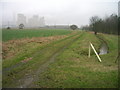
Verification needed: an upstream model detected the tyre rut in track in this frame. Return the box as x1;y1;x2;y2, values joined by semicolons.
3;33;77;74
28;33;83;88
5;33;83;88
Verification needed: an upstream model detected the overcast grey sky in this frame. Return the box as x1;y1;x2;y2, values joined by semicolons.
1;0;119;27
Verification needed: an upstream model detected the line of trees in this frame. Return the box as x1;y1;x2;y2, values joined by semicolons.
81;14;119;35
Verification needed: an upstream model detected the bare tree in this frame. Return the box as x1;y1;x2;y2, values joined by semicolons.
19;24;24;29
90;16;101;34
70;25;78;30
7;27;10;29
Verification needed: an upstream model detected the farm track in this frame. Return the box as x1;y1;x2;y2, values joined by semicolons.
17;33;83;88
3;32;76;73
3;32;83;88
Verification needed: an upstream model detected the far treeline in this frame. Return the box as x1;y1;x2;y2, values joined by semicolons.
81;14;120;35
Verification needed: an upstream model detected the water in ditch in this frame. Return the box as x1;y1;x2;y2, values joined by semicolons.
99;43;108;55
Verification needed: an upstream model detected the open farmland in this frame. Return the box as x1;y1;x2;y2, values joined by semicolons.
2;29;72;41
2;29;118;88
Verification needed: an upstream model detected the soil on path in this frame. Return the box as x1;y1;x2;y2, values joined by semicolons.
17;33;82;88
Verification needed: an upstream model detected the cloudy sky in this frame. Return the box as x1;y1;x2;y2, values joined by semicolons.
1;0;119;27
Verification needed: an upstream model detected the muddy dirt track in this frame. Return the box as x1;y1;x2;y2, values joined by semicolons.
3;32;83;88
18;33;83;88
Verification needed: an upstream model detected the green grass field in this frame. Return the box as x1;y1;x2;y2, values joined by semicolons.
2;29;72;41
2;29;118;88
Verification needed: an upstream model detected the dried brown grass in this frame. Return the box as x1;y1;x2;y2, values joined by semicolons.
2;35;67;60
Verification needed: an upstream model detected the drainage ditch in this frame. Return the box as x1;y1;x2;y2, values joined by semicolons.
96;34;109;55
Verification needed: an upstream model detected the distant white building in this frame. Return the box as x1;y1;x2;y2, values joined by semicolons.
28;15;45;28
118;1;120;17
39;17;45;27
16;14;45;28
17;14;26;27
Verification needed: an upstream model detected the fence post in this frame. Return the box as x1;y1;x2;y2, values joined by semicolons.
89;42;102;62
88;43;91;57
